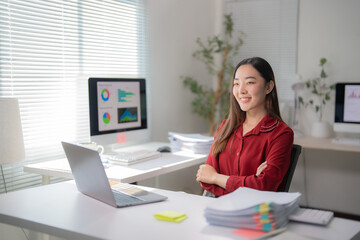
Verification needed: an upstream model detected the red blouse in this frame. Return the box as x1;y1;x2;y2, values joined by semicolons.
201;114;294;196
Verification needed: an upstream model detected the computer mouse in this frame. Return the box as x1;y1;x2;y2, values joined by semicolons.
157;146;171;153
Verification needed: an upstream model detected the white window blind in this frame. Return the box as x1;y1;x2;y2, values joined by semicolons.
0;0;147;193
226;0;298;102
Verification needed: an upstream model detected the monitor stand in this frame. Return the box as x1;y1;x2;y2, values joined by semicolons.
90;128;151;154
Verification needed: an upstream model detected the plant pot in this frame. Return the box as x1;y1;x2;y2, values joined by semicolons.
311;121;331;138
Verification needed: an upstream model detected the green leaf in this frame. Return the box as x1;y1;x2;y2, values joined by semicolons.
224;14;233;38
320;58;327;66
183;76;204;94
325;94;330;100
315;106;320;112
298;96;304;105
321;69;327;78
312;78;320;85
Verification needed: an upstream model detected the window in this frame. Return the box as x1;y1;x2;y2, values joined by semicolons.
0;0;147;192
226;0;298;102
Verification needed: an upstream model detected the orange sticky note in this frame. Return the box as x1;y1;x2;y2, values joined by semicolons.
233;228;286;240
109;180;119;186
117;133;126;144
232;229;267;239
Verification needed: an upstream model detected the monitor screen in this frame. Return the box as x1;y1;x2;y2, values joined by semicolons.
334;82;360;133
88;78;149;148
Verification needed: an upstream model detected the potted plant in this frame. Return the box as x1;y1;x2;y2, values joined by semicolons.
181;14;244;136
299;58;336;137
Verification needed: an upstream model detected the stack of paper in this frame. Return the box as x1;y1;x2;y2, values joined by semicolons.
168;132;214;154
204;187;301;232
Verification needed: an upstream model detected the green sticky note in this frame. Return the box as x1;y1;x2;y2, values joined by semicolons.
154;211;187;223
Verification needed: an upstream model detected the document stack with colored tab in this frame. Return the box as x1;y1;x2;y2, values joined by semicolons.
204;187;301;231
168;132;214;154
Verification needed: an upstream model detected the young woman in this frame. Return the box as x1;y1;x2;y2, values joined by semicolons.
196;57;293;197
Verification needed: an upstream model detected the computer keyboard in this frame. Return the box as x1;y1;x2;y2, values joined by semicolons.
102;150;161;165
332;137;360;146
289;208;334;226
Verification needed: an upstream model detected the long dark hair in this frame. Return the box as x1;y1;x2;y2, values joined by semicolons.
211;57;282;155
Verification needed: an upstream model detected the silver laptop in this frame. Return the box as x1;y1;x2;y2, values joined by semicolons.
61;141;167;208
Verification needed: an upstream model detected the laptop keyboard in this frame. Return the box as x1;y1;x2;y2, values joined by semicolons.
112;191;144;205
112;183;145;195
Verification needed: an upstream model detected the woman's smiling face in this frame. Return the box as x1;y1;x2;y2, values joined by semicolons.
233;64;273;115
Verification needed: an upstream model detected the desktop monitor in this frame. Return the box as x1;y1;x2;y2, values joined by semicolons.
334;82;360;134
88;78;150;150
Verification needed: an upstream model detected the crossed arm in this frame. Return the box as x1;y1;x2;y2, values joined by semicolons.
196;161;267;189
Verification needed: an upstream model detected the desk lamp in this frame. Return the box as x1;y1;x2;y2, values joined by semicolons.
0;98;25;193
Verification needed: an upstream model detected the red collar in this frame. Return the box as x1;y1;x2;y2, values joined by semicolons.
236;114;279;138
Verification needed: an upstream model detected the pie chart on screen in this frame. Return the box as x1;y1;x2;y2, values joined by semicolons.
101;89;110;101
103;112;111;124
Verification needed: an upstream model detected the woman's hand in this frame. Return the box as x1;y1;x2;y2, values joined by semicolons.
256;161;267;176
196;164;218;184
196;164;229;189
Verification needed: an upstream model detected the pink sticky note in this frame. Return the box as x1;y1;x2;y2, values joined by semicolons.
117;133;126;144
232;228;266;239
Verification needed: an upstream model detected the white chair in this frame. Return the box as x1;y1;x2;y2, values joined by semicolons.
0;98;25;193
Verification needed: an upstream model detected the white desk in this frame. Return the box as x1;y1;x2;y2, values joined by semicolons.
24;142;207;185
294;136;360;153
0;181;359;240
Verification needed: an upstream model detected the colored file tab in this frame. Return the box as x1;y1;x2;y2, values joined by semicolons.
258;203;270;214
204;187;301;231
254;203;272;215
154;211;187;223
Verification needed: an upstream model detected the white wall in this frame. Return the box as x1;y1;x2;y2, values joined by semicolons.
146;0;221;142
297;0;360;135
139;0;221;194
